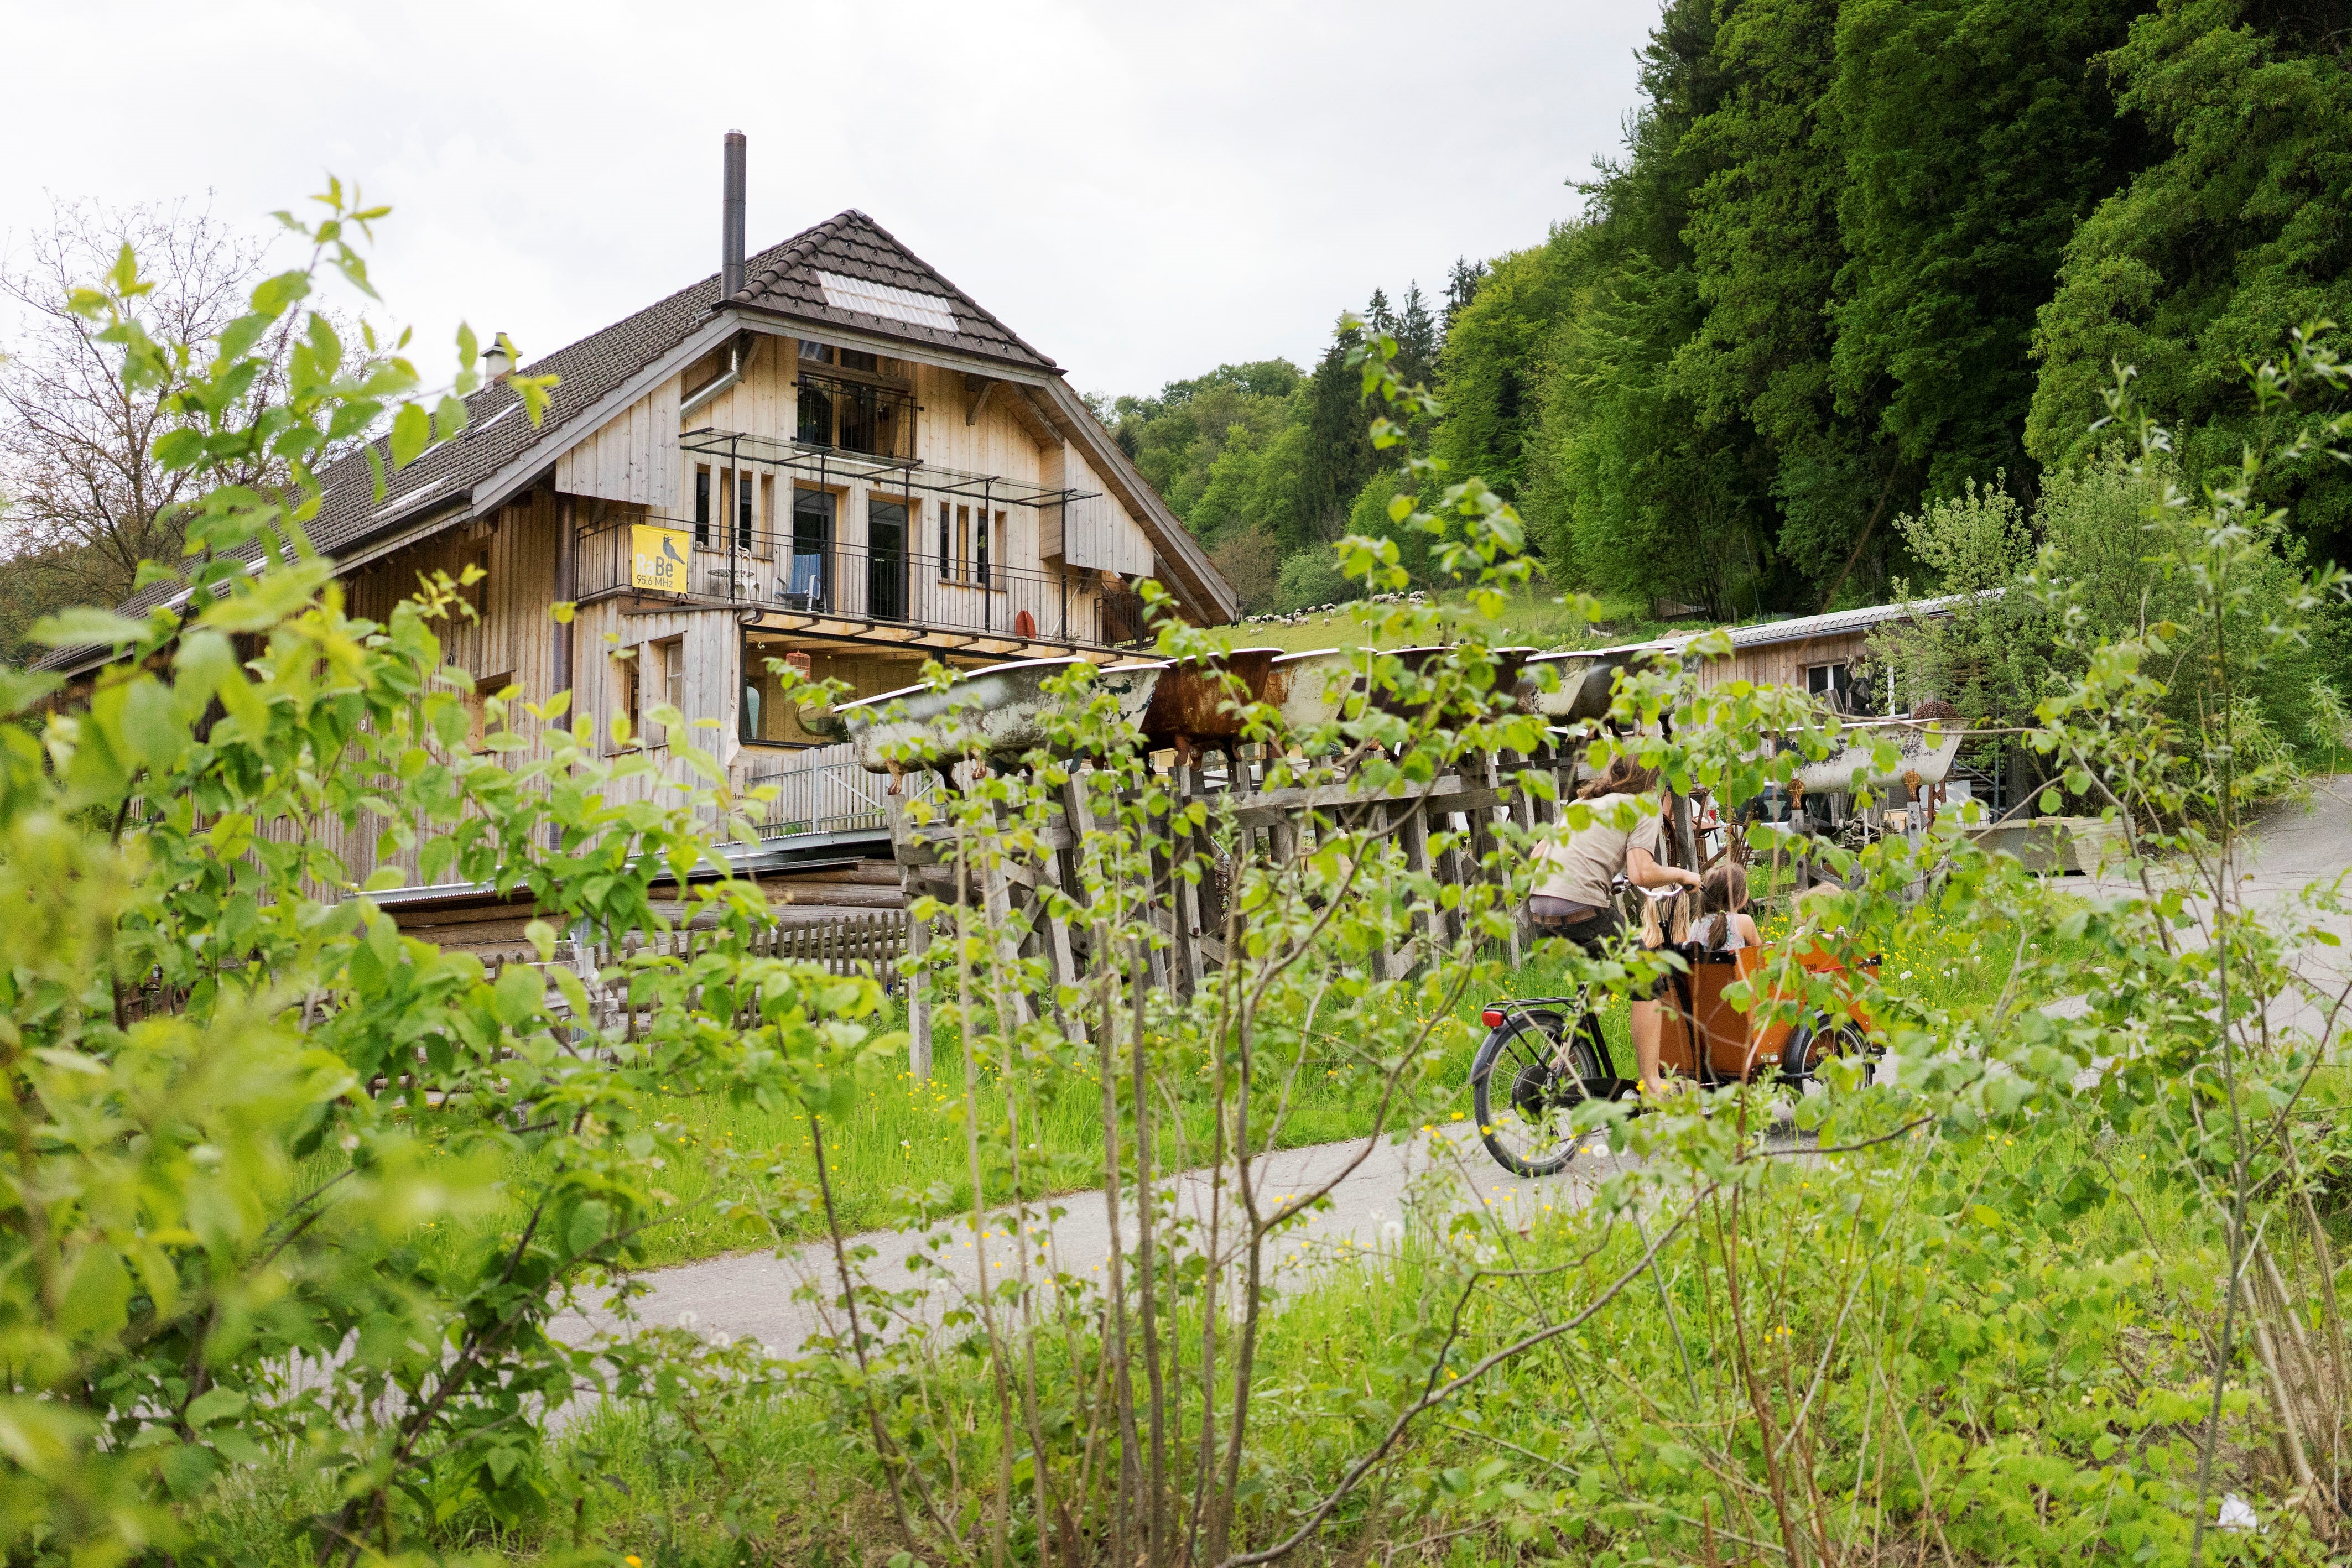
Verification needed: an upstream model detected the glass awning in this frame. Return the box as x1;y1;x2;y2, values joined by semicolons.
680;428;1096;511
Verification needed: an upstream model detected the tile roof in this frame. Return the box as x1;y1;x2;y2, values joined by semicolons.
732;211;1054;372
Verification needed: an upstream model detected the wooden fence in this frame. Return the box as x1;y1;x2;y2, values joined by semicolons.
543;908;910;1002
884;742;1625;1073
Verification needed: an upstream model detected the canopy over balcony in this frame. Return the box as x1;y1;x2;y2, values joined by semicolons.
679;428;1096;512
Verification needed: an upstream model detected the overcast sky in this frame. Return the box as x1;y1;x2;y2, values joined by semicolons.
2;0;1659;399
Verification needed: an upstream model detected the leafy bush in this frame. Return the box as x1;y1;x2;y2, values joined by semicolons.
0;190;892;1568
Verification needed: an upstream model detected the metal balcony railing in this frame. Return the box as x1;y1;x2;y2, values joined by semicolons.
577;514;1147;648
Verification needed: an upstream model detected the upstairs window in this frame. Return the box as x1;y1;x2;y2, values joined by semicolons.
615;648;641;747
694;468;711;546
797;372;914;457
797;379;832;447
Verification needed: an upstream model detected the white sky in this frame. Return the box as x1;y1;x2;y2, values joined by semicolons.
1;0;1658;399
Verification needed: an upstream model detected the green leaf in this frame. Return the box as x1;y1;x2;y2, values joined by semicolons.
152;428;206;470
208;1425;265;1465
0;669;60;716
326;399;383;443
159;1442;220;1501
248;269;312;317
491;962;543;1027
512;372;559;426
59;1247;131;1338
217;311;273;366
30;608;148;648
565;1200;610;1258
388;402;430;468
183;1388;247;1430
120;676;187;770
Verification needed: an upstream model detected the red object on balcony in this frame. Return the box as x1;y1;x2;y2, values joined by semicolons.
1013;610;1037;638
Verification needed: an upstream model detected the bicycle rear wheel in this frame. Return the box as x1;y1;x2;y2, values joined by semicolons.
1470;1007;1609;1177
1784;1017;1872;1084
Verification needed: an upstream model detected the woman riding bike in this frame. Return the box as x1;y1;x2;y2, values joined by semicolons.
1525;754;1699;1098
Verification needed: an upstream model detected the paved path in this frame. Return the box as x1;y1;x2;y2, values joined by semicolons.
552;1122;1620;1355
559;782;2352;1356
2045;779;2352;1027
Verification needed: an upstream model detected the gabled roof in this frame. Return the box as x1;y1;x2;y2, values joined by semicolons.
731;211;1056;373
48;211;1225;669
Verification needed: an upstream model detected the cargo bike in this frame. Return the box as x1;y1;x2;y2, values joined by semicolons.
1468;904;1882;1177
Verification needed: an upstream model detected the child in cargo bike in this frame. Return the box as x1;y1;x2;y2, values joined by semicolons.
1693;863;1761;954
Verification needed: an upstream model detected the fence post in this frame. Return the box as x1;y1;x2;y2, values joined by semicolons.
889;790;934;1080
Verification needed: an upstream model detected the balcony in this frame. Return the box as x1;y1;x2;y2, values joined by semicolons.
575;513;1147;650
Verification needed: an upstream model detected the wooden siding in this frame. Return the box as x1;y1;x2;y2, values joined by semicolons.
1057;441;1154;576
1688;629;1871;693
554;375;681;506
659;342;1159;584
304;490;569;889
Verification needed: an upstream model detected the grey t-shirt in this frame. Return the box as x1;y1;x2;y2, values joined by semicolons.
1531;793;1664;909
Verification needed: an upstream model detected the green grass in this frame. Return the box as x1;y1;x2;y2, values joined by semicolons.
185;900;2144;1568
371;898;2084;1280
196;1088;2253;1568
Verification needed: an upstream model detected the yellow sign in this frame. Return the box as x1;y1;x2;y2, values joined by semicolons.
630;524;691;592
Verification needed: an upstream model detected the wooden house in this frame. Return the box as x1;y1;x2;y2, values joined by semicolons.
62;133;1234;896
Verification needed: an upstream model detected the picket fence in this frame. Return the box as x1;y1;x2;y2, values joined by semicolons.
518;908;913;1027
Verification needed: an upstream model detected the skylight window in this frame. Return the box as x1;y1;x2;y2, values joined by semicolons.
373;471;459;517
464;401;522;440
816;271;957;334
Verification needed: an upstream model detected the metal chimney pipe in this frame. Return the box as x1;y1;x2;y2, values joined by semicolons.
721;130;747;301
